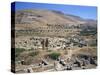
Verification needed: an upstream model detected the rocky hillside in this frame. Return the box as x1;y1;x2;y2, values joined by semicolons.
14;9;96;30
12;9;97;38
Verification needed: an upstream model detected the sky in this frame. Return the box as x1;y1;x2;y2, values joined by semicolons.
12;2;97;20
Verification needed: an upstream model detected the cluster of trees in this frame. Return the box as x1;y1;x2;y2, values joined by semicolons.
80;26;97;36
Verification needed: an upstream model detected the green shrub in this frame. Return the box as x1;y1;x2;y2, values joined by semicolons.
15;48;25;57
49;52;60;60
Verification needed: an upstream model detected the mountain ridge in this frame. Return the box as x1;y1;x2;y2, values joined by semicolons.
14;9;97;30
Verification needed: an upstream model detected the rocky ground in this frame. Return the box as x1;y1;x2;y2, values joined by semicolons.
14;36;97;73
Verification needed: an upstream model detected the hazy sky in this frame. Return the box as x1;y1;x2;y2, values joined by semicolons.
12;2;97;20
